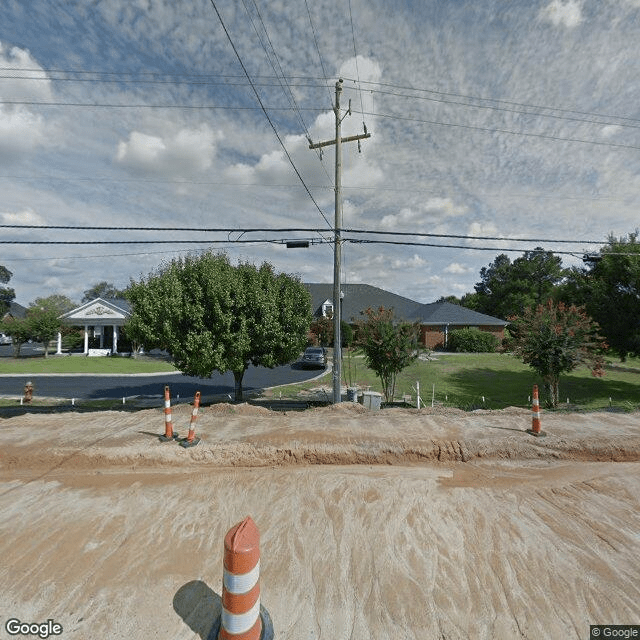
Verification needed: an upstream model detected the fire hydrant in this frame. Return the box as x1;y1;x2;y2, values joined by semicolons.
23;381;34;403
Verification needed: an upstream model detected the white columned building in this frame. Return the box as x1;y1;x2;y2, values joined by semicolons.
58;298;131;355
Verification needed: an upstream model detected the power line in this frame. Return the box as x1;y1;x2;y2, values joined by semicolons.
1;173;634;203
5;101;637;151
303;0;333;106
6;65;639;129
0;99;324;112
359;109;640;152
240;0;332;182
0;223;613;246
345;83;640;132
344;77;640;126
207;0;332;232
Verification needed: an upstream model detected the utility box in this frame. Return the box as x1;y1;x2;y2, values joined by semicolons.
361;391;382;411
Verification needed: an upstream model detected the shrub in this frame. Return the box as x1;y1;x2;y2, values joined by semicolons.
447;327;500;352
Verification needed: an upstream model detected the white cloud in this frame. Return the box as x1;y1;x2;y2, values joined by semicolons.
0;42;51;162
115;125;221;177
600;124;622;138
392;254;428;269
380;198;467;230
0;208;46;225
539;0;583;28
444;263;472;274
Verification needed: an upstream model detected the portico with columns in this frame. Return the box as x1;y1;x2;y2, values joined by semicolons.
58;298;131;355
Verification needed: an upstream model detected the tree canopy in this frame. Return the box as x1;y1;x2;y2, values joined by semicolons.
357;306;420;402
0;265;16;317
508;300;606;407
125;252;312;400
466;249;565;319
82;281;125;303
559;233;640;361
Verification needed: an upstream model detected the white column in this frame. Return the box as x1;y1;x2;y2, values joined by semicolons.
112;325;119;354
84;325;89;354
56;332;62;355
99;327;104;349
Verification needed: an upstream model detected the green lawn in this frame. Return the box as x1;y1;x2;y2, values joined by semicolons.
283;351;640;412
0;355;177;375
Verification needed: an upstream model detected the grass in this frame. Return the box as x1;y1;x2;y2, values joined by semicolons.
1;349;638;413
0;354;177;374
279;350;640;412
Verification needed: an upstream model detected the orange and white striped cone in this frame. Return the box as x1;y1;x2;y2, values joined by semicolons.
211;516;273;640
159;385;179;441
180;391;201;448
527;384;546;437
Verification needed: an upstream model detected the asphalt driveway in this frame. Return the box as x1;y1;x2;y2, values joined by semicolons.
0;358;328;401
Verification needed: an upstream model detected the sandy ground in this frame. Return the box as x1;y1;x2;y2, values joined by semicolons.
1;403;639;640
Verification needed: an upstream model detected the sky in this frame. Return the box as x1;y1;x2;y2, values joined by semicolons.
1;0;640;308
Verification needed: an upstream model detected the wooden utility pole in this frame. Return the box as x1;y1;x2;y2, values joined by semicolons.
308;78;371;403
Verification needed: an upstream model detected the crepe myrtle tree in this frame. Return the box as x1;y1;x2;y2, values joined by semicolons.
125;252;312;401
357;306;420;403
508;300;607;407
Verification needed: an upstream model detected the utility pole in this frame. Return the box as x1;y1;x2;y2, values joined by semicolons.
308;78;371;403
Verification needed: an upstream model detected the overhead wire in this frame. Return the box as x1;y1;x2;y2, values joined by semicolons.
241;0;333;186
0;223;614;246
303;0;333;106
206;0;333;232
4;97;637;150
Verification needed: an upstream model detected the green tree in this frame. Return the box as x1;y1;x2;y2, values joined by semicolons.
508;300;606;407
0;265;16;316
471;249;565;319
26;306;62;358
559;232;640;361
0;315;31;357
32;295;76;315
357;306;420;402
126;252;312;401
82;281;124;303
310;316;333;346
310;317;354;347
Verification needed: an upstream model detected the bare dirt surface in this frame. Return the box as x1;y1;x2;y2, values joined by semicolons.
1;404;639;639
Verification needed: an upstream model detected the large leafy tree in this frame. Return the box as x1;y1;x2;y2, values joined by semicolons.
82;281;124;303
508;300;606;407
467;249;565;319
0;265;16;316
0;315;31;357
125;252;312;400
559;232;640;361
357;306;420;402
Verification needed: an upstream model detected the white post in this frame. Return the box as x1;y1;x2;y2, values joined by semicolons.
416;381;420;409
56;331;62;355
84;325;89;354
112;325;119;354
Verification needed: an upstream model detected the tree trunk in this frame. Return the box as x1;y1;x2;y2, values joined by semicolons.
233;368;246;402
545;376;559;407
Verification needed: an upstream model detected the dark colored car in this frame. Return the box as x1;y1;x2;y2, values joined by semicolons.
299;346;326;369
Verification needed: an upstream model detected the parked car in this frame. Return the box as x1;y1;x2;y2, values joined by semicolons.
299;346;326;369
0;333;12;345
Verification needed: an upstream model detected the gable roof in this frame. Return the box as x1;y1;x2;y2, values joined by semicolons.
3;301;27;319
60;297;131;326
417;300;509;326
304;283;508;327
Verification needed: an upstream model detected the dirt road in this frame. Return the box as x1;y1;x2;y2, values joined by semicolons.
1;404;639;639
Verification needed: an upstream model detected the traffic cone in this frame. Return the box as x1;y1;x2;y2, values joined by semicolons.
159;385;179;441
211;516;273;640
180;391;201;448
527;384;547;437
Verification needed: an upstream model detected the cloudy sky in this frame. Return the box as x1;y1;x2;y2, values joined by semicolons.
1;0;640;307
